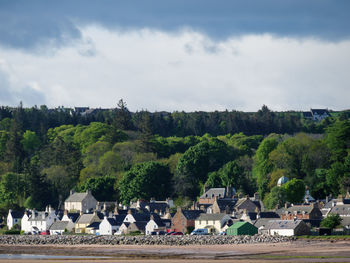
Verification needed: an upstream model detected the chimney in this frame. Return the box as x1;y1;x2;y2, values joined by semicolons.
45;206;49;212
70;189;75;195
245;195;250;200
150;214;154;221
128;209;132;215
64;210;68;216
337;194;344;205
114;207;119;215
326;196;329;203
177;207;182;213
150;197;155;203
86;189;91;195
103;203;107;212
284;203;288;209
254;193;259;201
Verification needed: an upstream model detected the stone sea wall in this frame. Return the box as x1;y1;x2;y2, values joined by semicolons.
0;234;295;246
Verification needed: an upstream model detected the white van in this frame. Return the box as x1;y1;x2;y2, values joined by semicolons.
190;228;209;235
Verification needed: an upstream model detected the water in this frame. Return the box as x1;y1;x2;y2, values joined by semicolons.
0;254;110;259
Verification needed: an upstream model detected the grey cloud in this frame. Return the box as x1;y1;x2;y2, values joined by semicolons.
0;70;16;105
0;0;349;51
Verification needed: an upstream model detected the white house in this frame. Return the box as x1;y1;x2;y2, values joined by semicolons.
266;220;310;236
7;210;24;230
99;216;119;235
145;215;171;235
21;206;58;233
194;213;232;234
64;189;97;212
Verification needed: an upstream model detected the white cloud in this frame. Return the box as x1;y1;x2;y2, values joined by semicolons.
0;26;349;111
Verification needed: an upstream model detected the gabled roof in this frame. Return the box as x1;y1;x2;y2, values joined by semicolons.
181;210;203;220
216;198;237;211
28;212;49;222
311;109;330;115
86;222;100;229
286;205;314;214
230;221;255;229
303;112;313;118
130;221;147;231
106;218;117;226
114;214;126;224
76;213;102;224
67;213;80;223
196;213;230;221
49;221;69;231
235;198;261;212
65;192;91;202
200;188;226;199
132;212;151;222
266;220;303;230
9;210;24;219
330;205;350;216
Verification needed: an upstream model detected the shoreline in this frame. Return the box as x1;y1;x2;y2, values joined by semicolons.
0;240;350;262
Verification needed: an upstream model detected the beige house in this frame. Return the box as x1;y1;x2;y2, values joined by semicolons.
194;213;232;234
64;190;97;212
75;211;102;233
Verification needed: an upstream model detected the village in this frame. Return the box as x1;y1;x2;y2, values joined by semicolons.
5;175;350;238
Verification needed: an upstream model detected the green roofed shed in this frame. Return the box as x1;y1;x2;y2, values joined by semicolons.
227;221;257;236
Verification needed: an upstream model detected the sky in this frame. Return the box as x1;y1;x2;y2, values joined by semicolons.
0;0;349;112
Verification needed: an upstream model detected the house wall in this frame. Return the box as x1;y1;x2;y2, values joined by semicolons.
145;220;159;235
195;219;221;233
21;214;30;232
171;211;189;233
269;229;294;236
99;219;118;235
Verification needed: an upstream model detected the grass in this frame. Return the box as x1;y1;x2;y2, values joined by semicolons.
296;235;350;240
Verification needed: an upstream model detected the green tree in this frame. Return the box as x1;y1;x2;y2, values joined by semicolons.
119;161;172;204
325;120;350;162
174;138;234;199
320;214;342;229
253;137;279;199
0;172;26;207
78;176;118;201
21;130;40;155
282;178;305;204
264;186;286;209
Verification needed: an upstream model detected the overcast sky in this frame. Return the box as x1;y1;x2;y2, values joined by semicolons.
0;0;349;112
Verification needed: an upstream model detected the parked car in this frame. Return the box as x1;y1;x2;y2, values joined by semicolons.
191;229;209;235
40;230;50;235
170;232;183;235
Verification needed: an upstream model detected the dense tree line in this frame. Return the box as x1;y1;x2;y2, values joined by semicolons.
0;101;349;217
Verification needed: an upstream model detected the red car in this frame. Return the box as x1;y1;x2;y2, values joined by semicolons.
170;232;183;235
40;230;50;235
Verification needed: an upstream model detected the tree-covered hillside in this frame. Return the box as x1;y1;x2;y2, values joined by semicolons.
0;101;349;217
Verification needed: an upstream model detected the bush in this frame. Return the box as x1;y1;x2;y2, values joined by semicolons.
4;229;21;235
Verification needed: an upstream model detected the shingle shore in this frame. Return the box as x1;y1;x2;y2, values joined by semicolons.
0;234;295;246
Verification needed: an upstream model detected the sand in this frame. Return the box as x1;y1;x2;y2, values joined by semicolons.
0;240;350;262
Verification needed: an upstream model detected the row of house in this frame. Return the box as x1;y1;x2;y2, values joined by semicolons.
7;183;350;236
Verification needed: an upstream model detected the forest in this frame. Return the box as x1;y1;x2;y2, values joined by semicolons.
0;100;349;217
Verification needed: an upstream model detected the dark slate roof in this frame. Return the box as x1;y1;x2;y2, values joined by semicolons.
114;214;126;224
235;199;261;212
266;220;303;230
182;210;203;220
106;218;117;226
196;213;230;221
149;202;168;213
65;192;89;202
216;198;237;211
330;205;350;216
67;213;80;223
200;188;226;199
9;210;24;219
254;218;274;229
28;212;49;222
286;205;314;214
259;212;280;218
49;221;69;231
131;221;147;231
86;222;100;229
132;212;151;222
311;109;330;116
